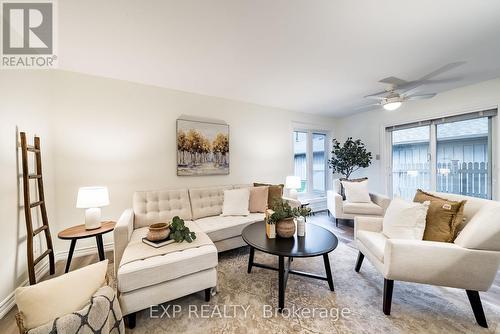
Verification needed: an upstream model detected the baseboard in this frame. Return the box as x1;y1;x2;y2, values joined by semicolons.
0;259;50;319
0;242;114;319
54;242;114;262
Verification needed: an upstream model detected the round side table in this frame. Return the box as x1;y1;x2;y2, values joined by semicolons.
58;221;116;273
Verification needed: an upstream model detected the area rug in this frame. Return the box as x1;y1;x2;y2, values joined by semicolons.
128;243;499;333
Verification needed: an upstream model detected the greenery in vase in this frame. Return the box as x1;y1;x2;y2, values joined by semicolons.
170;216;196;243
267;200;312;224
328;137;372;179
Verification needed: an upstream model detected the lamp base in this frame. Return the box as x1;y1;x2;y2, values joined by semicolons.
85;207;102;230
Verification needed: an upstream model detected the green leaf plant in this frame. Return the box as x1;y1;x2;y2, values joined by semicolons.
267;200;312;225
170;216;197;243
328;137;372;179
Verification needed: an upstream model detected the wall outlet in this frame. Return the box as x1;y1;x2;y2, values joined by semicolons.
375;154;380;160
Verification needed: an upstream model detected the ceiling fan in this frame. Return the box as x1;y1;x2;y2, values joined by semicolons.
359;61;465;111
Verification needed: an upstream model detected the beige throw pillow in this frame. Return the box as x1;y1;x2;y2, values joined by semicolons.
15;260;108;330
249;186;269;213
221;188;250;216
382;198;430;240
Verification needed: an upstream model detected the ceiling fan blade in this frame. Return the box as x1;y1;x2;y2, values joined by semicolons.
378;76;408;86
396;62;466;94
353;103;381;112
418;61;466;81
364;91;387;99
406;93;437;100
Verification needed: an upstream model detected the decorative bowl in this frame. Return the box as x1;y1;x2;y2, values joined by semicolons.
276;217;296;238
147;222;171;241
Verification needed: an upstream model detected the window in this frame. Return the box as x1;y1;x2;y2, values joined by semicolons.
387;111;495;200
293;130;328;198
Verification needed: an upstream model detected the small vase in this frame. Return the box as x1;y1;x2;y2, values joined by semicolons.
147;222;171;241
296;216;305;237
276;218;295;238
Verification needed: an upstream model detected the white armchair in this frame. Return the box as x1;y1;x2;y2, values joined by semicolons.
327;179;391;226
354;192;500;328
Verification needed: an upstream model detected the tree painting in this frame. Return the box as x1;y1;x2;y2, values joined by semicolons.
177;119;229;176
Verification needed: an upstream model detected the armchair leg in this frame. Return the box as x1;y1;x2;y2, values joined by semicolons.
354;252;364;272
383;279;394;315
125;312;136;329
466;290;488;328
335;218;339;227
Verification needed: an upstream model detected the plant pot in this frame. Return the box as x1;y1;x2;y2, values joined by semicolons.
147;222;171;241
276;217;295;238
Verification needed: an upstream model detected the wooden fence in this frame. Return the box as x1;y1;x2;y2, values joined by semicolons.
392;161;489;200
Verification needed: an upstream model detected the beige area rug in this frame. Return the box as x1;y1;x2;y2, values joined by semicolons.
127;243;500;333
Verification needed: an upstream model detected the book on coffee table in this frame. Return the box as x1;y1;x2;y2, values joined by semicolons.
142;237;175;248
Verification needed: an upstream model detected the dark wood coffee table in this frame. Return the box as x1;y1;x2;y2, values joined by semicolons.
242;222;338;311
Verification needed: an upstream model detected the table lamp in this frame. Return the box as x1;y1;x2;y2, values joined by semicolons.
285;176;301;199
76;186;110;230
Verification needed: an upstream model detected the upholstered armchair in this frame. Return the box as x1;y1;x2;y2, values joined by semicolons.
327;179;391;226
354;192;500;328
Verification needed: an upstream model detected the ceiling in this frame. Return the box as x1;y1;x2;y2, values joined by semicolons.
58;0;500;116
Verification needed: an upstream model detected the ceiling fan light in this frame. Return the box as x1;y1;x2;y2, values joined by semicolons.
383;101;402;111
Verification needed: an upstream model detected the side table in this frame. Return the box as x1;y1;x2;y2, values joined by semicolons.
58;221;116;273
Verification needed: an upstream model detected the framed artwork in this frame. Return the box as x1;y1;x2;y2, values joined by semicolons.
176;118;229;176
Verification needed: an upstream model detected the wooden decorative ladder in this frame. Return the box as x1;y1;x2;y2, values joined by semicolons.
20;132;55;285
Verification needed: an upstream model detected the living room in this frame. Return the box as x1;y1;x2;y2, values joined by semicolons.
1;1;500;333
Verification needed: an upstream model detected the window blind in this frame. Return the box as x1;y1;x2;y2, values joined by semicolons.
385;108;497;132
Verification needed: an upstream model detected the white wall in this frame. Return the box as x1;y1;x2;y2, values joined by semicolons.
0;71;56;308
49;70;336;251
336;78;500;197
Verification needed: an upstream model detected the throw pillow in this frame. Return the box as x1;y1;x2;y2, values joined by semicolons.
382;198;430;240
254;183;284;209
15;260;108;330
249;186;269;213
413;189;466;242
339;177;368;200
341;180;371;203
221;188;250;216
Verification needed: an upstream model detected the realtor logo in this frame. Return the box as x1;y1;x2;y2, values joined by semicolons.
1;1;56;68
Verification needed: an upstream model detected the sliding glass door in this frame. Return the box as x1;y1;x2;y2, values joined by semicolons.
389;113;493;200
436;117;490;199
391;125;431;199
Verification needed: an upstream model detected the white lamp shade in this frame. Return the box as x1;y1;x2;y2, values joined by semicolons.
285;176;301;189
76;187;110;208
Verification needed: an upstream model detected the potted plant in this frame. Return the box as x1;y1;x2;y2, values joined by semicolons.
267;201;312;238
328;137;372;180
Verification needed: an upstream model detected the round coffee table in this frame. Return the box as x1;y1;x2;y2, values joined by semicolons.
242;222;338;311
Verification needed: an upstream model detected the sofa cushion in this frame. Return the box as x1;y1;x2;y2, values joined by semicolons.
117;226;218;293
382;198;429;240
189;185;232;219
249;186;269;213
15;260;108;330
341;179;371;203
221;188;250;216
254;183;283;209
343;201;384;215
414;189;466;242
195;213;265;242
133;189;192;228
357;230;387;262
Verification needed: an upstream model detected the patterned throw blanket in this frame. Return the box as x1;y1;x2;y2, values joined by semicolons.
119;221;214;267
19;286;124;334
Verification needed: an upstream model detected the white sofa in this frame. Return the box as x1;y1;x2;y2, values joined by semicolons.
354;191;500;328
114;184;297;328
327;179;391;226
